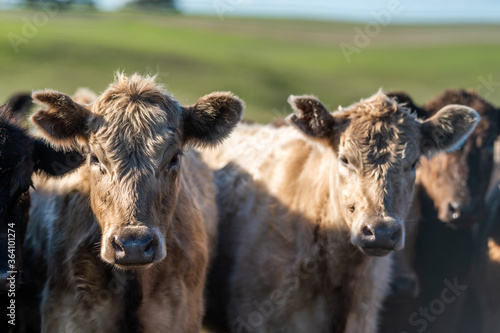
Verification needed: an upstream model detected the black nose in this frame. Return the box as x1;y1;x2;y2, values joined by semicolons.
352;219;402;255
361;223;401;247
446;201;483;227
448;202;461;220
112;235;154;266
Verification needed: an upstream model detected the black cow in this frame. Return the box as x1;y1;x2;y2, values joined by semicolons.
0;94;84;331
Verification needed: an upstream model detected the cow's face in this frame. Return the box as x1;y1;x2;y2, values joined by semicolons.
31;74;243;269
287;92;479;256
418;90;499;228
0;104;84;291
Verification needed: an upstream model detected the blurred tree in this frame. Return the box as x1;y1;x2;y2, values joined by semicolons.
133;0;177;10
24;0;95;9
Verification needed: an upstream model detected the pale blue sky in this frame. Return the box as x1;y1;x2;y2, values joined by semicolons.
177;0;500;24
2;0;500;23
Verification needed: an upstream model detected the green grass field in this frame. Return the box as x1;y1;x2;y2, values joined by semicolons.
1;10;500;122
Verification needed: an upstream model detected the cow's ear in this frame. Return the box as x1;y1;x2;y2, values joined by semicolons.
182;92;244;147
286;95;335;139
32;139;85;176
420;104;479;155
31;90;92;147
6;93;32;115
0;103;12;119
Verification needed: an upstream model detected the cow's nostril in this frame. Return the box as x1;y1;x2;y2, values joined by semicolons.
112;234;155;266
112;236;125;256
448;203;460;220
144;240;154;257
390;228;400;242
362;225;374;237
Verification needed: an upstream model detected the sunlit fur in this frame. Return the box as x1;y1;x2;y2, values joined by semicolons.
202;91;479;333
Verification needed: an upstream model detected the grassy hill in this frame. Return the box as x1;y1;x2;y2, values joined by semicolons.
1;10;499;122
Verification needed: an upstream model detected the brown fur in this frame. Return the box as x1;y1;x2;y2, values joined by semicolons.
202;91;479;332
23;73;243;332
380;89;499;333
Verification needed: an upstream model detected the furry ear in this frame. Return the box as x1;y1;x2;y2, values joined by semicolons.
286;95;335;138
6;92;32;114
31;90;92;147
0;103;13;119
182;92;244;147
420;104;480;155
32;139;85;176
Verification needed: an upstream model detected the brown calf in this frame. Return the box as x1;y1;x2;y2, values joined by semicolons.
380;89;499;333
202;91;478;333
22;73;243;332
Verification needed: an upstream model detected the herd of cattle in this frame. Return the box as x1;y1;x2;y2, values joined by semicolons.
0;72;499;333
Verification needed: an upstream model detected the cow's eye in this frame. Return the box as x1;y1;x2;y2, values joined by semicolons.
90;154;106;174
168;152;182;171
23;181;33;193
405;160;419;173
340;155;349;166
90;154;100;165
411;159;419;170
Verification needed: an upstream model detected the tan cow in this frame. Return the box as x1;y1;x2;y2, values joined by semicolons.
22;73;243;333
202;91;479;333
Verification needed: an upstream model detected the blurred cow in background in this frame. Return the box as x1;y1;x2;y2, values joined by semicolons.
380;89;500;333
482;133;500;333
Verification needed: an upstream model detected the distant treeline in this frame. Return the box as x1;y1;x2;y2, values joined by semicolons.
13;0;177;10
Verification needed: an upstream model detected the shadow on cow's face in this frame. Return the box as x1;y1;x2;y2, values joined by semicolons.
418;138;494;228
287;92;480;256
31;73;243;270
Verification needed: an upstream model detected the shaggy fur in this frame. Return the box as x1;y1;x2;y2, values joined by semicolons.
22;73;243;332
202;91;478;333
380;89;499;333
